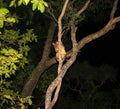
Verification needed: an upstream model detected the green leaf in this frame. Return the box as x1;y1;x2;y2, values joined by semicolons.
3;94;13;100
13;65;17;70
21;104;25;109
0;8;9;15
38;3;45;13
6;18;16;23
42;1;48;7
9;0;16;7
23;0;30;5
28;99;32;105
5;73;10;78
18;0;23;6
0;20;4;28
31;0;37;3
32;2;38;11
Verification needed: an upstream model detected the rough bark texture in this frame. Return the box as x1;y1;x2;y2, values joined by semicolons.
22;22;57;97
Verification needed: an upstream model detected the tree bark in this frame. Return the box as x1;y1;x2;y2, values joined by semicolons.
22;22;57;97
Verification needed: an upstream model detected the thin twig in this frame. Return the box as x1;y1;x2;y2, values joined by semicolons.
110;0;118;19
57;0;69;41
76;0;90;17
47;8;58;23
110;0;119;29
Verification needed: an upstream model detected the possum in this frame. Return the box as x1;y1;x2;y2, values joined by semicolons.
52;41;66;62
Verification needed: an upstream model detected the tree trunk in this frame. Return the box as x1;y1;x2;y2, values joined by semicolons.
22;22;57;97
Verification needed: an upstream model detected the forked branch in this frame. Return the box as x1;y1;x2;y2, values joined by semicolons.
45;0;69;109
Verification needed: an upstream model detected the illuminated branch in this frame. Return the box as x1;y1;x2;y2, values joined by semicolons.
57;0;69;42
110;0;118;19
110;0;119;29
45;0;69;109
76;0;90;16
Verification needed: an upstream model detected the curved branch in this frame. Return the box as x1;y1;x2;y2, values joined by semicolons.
58;0;69;41
77;17;120;50
22;22;56;98
110;0;119;19
76;0;90;16
45;1;70;109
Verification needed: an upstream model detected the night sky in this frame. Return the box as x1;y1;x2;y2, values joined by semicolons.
76;21;120;66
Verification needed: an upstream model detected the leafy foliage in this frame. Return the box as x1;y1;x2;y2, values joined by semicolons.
0;48;23;78
0;8;16;28
0;28;37;108
0;0;48;28
9;0;48;13
0;0;41;108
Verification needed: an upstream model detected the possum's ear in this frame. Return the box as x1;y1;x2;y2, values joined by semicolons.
52;41;59;52
52;41;58;47
52;43;55;46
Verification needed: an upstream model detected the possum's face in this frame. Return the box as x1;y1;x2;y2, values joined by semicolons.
52;42;59;52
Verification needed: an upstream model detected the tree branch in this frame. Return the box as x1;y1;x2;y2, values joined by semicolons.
45;1;70;109
110;0;119;29
77;16;120;50
22;22;56;98
76;0;90;17
58;0;69;41
110;0;118;19
66;0;120;57
42;22;57;59
47;7;58;23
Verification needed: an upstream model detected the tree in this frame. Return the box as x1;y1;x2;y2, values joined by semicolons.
21;0;120;109
0;0;120;109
